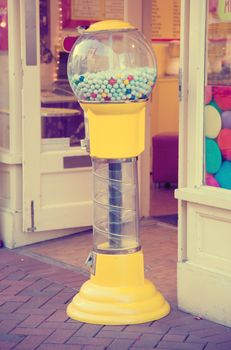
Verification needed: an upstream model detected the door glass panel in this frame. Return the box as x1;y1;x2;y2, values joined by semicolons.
40;0;85;151
204;0;231;190
0;0;9;149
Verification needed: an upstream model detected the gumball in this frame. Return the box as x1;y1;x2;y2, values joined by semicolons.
70;67;156;102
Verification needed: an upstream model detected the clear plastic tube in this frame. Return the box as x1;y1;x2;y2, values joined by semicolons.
92;157;140;253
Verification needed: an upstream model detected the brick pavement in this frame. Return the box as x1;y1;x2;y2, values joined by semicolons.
1;241;231;350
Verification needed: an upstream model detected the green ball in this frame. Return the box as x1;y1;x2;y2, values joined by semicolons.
209;100;222;113
205;138;222;174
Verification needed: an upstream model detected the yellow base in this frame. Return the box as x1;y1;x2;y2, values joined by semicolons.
67;250;170;325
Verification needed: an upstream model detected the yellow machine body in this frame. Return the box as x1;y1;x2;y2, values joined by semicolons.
67;19;170;325
67;250;170;325
81;102;146;158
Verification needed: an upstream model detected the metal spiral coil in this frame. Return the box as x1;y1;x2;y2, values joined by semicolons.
92;157;139;251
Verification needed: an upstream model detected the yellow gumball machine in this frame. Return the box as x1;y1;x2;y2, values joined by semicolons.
66;20;170;325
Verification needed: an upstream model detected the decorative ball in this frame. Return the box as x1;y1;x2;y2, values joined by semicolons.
205;173;220;187
205;85;212;104
205;138;222;174
215;161;231;189
209;100;222;113
213;86;231;111
217;128;231;161
221;111;231;129
204;105;222;138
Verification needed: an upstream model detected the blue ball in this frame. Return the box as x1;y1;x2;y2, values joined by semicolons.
215;161;231;189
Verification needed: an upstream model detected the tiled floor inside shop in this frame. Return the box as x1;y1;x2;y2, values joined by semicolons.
1;185;231;349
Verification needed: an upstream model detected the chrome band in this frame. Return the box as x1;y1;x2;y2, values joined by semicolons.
93;245;141;255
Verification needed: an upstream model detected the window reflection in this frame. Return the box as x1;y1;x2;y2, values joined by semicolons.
40;0;85;150
204;0;231;190
0;0;9;149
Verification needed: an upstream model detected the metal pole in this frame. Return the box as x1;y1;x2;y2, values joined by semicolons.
109;161;122;248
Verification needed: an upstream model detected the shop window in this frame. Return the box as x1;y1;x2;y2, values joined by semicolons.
0;0;9;150
205;0;231;190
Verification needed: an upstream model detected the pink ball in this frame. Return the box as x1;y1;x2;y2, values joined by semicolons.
217;128;231;161
205;86;212;104
206;173;220;187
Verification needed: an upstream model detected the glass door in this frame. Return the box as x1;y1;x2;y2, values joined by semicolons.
204;0;231;190
21;0;92;232
0;0;9;152
40;0;85;150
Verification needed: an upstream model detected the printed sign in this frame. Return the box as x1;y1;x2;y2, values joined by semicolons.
152;0;180;40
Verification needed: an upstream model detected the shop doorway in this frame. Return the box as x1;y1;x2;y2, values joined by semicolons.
149;1;180;226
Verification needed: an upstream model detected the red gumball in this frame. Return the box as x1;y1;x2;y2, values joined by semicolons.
127;75;134;81
109;78;117;85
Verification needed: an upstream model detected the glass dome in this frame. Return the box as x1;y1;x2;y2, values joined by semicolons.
67;20;157;103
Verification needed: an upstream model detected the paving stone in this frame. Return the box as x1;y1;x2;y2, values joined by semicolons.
124;325;168;335
11;327;55;336
129;348;153;350
163;333;187;342
16;296;53;310
36;344;83;350
157;341;206;349
46;309;69;322
0;319;23;333
0;283;11;292
67;336;113;346
0;340;21;350
0;312;29;322
0;302;23;313
44;329;77;344
96;330;140;339
13;335;49;349
5;271;29;281
82;347;106;350
132;333;162;347
204;344;218;350
203;333;231;343
38;344;83;350
107;338;135;349
15;307;55;317
39;320;83;330
185;335;208;344
75;324;103;337
217;343;231;350
0;332;24;343
19;315;49;328
103;325;126;331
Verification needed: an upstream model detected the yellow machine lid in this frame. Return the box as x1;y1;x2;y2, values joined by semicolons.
85;20;135;32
